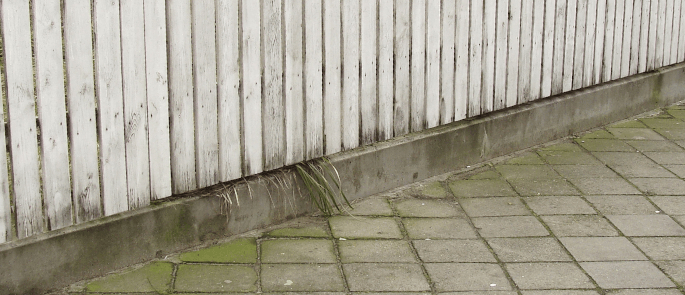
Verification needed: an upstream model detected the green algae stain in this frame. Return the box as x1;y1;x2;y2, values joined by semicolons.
180;238;257;263
415;181;451;198
265;227;329;238
85;261;173;293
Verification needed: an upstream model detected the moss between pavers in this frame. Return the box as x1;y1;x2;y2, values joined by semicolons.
411;181;452;198
667;109;685;119
264;226;329;238
448;179;517;198
179;238;257;263
640;118;685;129
537;142;585;152
85;261;173;293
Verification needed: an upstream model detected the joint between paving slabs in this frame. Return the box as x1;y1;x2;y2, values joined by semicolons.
327;217;352;294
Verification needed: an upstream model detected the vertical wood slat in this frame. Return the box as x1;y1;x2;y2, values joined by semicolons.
454;0;469;120
32;0;72;229
663;0;674;65
572;0;587;90
611;0;624;79
324;0;342;151
603;0;616;82
594;0;607;83
670;0;681;63
285;0;304;164
242;0;263;174
552;0;566;94
378;0;394;139
411;0;426;131
167;0;197;192
120;0;151;210
342;0;360;149
0;90;9;241
440;0;456;121
562;0;577;92
541;0;556;97
629;0;642;75
530;0;545;100
583;0;597;87
679;0;685;62
638;0;650;72
482;0;496;112
655;0;666;67
469;0;483;116
506;0;521;107
647;0;658;70
305;0;324;158
395;0;411;133
215;0;242;181
63;0;102;222
144;0;173;198
263;0;285;169
94;0;128;216
360;0;378;142
518;0;533;101
494;0;509;108
425;0;441;126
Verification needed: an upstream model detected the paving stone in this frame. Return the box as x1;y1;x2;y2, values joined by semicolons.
632;237;685;260
592;151;661;166
175;264;257;293
643;151;685;164
394;199;462;217
567;178;642;195
578;129;616;139
559;237;648;261
180;238;257;263
403;218;478;239
472;216;549;237
610;119;649;128
441;292;518;295
648;196;685;215
674;215;685;225
261;264;344;292
467;169;503;179
524;196;596;215
625;140;685;152
261;239;336;263
486;237;572;262
459;197;530;217
449;179;518;198
345;197;394;216
607;128;666;140
654;260;685;286
585;195;660;215
339;240;416;263
343;263;430;292
655;128;685;140
521;291;600;295
424;263;511;291
639;117;685;129
541;215;620;236
604;290;684;295
504;152;546;165
413;239;497;262
663;164;685;177
506;262;594;290
508;179;581;196
629;178;685;195
667;108;685;118
574;138;636;151
85;261;173;293
607;215;685;236
610;163;677;178
329;216;402;239
264;223;329;238
551;165;621;179
410;181;452;198
494;165;562;179
537;151;604;165
539;142;586;151
580;261;675;289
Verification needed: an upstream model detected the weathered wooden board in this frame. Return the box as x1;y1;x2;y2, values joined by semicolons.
670;0;681;63
584;0;598;87
482;0;496;112
638;0;651;72
263;0;285;169
285;0;305;164
469;0;483;115
552;0;566;94
441;0;456;121
530;0;545;100
572;0;587;90
594;0;607;83
611;0;625;80
242;0;264;174
494;0;509;108
342;0;360;149
542;0;556;97
455;0;469;119
603;0;616;82
655;0;666;67
324;0;343;150
629;0;642;75
663;0;674;65
426;0;441;126
519;0;533;101
305;0;324;158
411;0;426;131
395;0;411;133
562;0;577;92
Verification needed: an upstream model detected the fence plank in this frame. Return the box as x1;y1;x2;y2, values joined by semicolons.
440;0;456;121
655;0;666;67
0;92;9;241
669;0;681;63
679;0;685;62
33;0;72;229
518;0;533;101
167;0;197;191
583;0;597;87
411;0;426;130
572;0;587;90
663;0;674;65
215;0;242;181
647;0;658;70
63;0;102;222
426;0;441;125
305;0;324;157
324;0;343;150
552;0;566;94
143;0;173;198
263;0;285;168
469;0;483;115
629;0;642;75
455;0;469;119
494;0;509;108
530;0;545;99
594;0;607;83
611;0;624;79
378;0;393;139
395;0;411;132
603;0;616;82
542;0;556;97
482;0;496;112
638;0;650;72
242;0;263;174
562;0;576;92
342;0;360;149
120;0;151;209
285;0;304;164
93;0;128;216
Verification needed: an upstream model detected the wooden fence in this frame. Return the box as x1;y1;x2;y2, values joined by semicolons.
0;0;683;243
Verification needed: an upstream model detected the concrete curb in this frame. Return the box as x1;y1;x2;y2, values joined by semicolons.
1;62;683;294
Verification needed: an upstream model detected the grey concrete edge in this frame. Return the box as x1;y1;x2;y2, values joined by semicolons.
0;62;683;294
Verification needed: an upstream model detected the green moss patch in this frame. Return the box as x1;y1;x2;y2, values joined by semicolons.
414;181;451;198
504;152;545;165
85;261;173;293
180;238;257;263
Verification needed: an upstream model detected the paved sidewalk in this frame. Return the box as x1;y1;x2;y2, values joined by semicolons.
67;105;685;294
